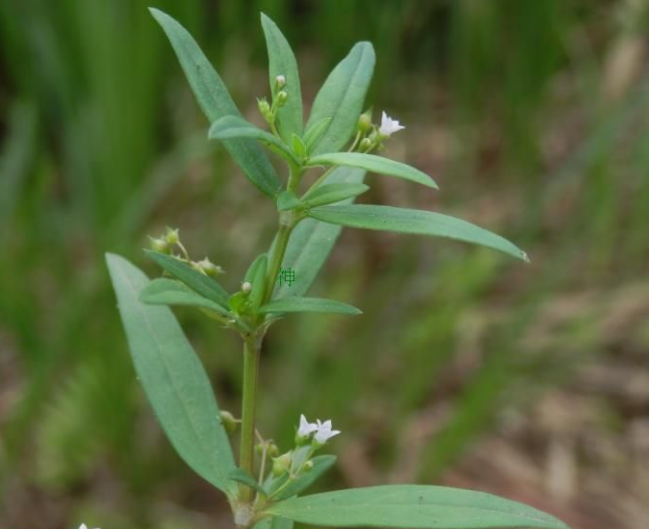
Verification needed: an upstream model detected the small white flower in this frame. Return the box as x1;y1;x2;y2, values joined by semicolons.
297;414;318;437
314;418;341;444
241;281;252;293
379;111;405;136
79;524;99;529
275;74;286;88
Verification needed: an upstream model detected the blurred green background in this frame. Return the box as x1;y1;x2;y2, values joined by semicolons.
1;1;648;528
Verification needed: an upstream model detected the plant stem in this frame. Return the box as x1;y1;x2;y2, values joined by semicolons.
239;334;261;503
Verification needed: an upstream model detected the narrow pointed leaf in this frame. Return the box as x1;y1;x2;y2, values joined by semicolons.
261;13;303;143
307;42;375;155
303;117;332;153
309;205;528;261
263;485;569;529
272;167;365;299
150;8;281;196
267;455;337;501
276;190;302;211
106;254;236;496
260;297;361;315
145;250;230;307
228;468;267;496
302;183;369;207
307;152;437;189
248;254;268;312
209;116;298;165
140;278;230;317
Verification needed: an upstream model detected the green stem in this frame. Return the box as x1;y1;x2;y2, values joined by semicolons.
239;334;261;503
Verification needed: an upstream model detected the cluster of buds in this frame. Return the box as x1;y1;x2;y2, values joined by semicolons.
355;109;405;153
258;74;289;130
148;227;224;278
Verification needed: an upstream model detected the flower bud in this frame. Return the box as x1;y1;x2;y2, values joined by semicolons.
220;410;238;435
258;97;272;119
275;74;286;90
241;281;252;294
357;109;373;133
359;137;373;151
301;460;314;473
149;237;170;254
196;258;223;277
267;442;280;458
272;453;292;477
276;91;288;107
164;227;179;245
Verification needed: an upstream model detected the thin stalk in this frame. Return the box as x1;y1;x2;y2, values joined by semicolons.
239;334;261;503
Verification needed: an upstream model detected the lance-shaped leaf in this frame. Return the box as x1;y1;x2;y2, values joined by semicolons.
309;205;528;261
244;253;268;312
307;152;438;189
263;485;569;529
228;468;267;496
140;278;231;317
303;117;332;153
145;250;230;307
266;455;337;501
261;13;303;143
253;518;293;529
307;42;375;155
302;183;369;208
209;116;299;166
276;190;303;211
150;8;281;197
106;254;236;497
260;297;361;316
272;167;365;299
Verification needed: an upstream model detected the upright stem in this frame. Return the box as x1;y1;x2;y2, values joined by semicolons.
239;334;260;503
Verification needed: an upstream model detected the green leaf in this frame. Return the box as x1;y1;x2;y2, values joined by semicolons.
145;250;230;307
307;42;375;155
261;13;303;144
247;254;268;312
263;485;569;529
291;134;307;160
307;152;438;189
149;8;281;197
302;183;369;208
209;116;298;166
228;468;267;496
276;190;303;211
106;254;236;497
303;117;332;153
252;517;293;529
268;455;337;501
273;167;365;299
308;205;528;261
140;278;231;317
260;297;361;316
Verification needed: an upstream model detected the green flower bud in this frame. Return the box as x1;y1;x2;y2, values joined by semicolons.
241;281;252;294
301;460;314;473
220;410;237;435
276;91;288;107
267;442;280;458
272;452;292;477
258;97;272;119
275;74;286;90
357;109;373;133
359;137;373;151
196;258;224;277
164;227;179;245
149;237;170;254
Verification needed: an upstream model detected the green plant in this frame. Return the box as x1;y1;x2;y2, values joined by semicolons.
106;9;567;529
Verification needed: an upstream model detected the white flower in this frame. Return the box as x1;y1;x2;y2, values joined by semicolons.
314;418;341;444
379;111;405;136
275;74;286;88
297;414;318;437
79;524;99;529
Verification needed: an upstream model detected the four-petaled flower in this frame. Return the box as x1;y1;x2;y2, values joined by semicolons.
314;419;341;444
379;111;405;137
297;413;318;437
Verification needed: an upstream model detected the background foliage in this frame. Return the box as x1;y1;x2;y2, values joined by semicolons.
1;1;648;528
